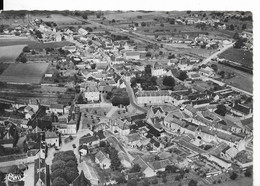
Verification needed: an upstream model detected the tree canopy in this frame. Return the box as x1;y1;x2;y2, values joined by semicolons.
163;76;175;88
52;177;69;186
51;150;79;184
215;104;227;116
129;164;141;173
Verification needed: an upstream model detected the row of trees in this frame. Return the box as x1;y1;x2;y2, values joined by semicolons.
103;145;122;171
51;150;79;186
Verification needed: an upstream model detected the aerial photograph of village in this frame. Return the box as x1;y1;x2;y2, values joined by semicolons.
0;9;253;186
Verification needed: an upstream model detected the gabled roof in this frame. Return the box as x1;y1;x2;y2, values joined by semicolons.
79;135;98;145
151;106;164;115
50;104;64;110
126;133;141;142
95;151;109;163
72;171;91;186
232;104;251;115
150;159;171;170
34;158;47;186
45;131;58;139
132;156;150;171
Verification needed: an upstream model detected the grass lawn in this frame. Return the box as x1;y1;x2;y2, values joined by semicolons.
27;41;74;49
0;63;49;84
214;176;253;186
218;48;253;68
0;63;10;75
0;45;25;63
0;38;38;47
30;14;82;25
0;38;74;49
215;62;253;93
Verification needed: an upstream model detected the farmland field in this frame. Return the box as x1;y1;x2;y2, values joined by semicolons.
30;14;82;25
0;63;9;75
218;48;253;68
0;37;38;47
0;63;49;84
211;62;253;93
0;45;25;63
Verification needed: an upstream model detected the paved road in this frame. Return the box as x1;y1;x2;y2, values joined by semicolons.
199;42;235;66
124;79;147;113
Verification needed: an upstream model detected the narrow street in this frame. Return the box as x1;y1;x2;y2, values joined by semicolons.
124;79;147;113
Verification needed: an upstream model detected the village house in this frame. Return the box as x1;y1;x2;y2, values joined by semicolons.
84;86;100;102
109;119;130;136
199;66;215;77
136;90;173;105
46;104;64;115
148;106;166;119
124;51;140;60
95;150;111;169
79;135;100;147
149;159;171;172
34;158;50;186
230;103;252;118
131;155;156;177
72;171;91;186
151;62;167;77
118;151;131;168
45;131;59;147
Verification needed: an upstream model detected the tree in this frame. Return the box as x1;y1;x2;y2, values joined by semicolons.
169;18;175;24
91;63;96;69
0;171;6;186
65;169;79;183
144;65;152;75
151;178;158;184
12;130;19;147
143;179;150;186
51;160;65;172
188;179;198;186
129;164;141;173
163;76;175;87
230;172;238;180
203;13;207;17
82;13;88;19
165;165;177;173
186;10;191;14
211;64;218;72
51;169;67;181
244;169;252;177
77;94;85;104
141;22;146;27
112;19;116;23
242;24;247;30
134;22;139;27
52;177;69;186
23;46;30;53
110;148;121;170
178;71;188;81
127;179;138;186
20;56;27;63
116;175;126;184
111;96;121;107
162;176;167;183
229;24;235;31
215;104;227;116
234;38;246;48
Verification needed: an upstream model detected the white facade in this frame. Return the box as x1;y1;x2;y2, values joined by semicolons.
84;91;100;102
151;67;167;77
137;95;173;105
46;137;59;147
